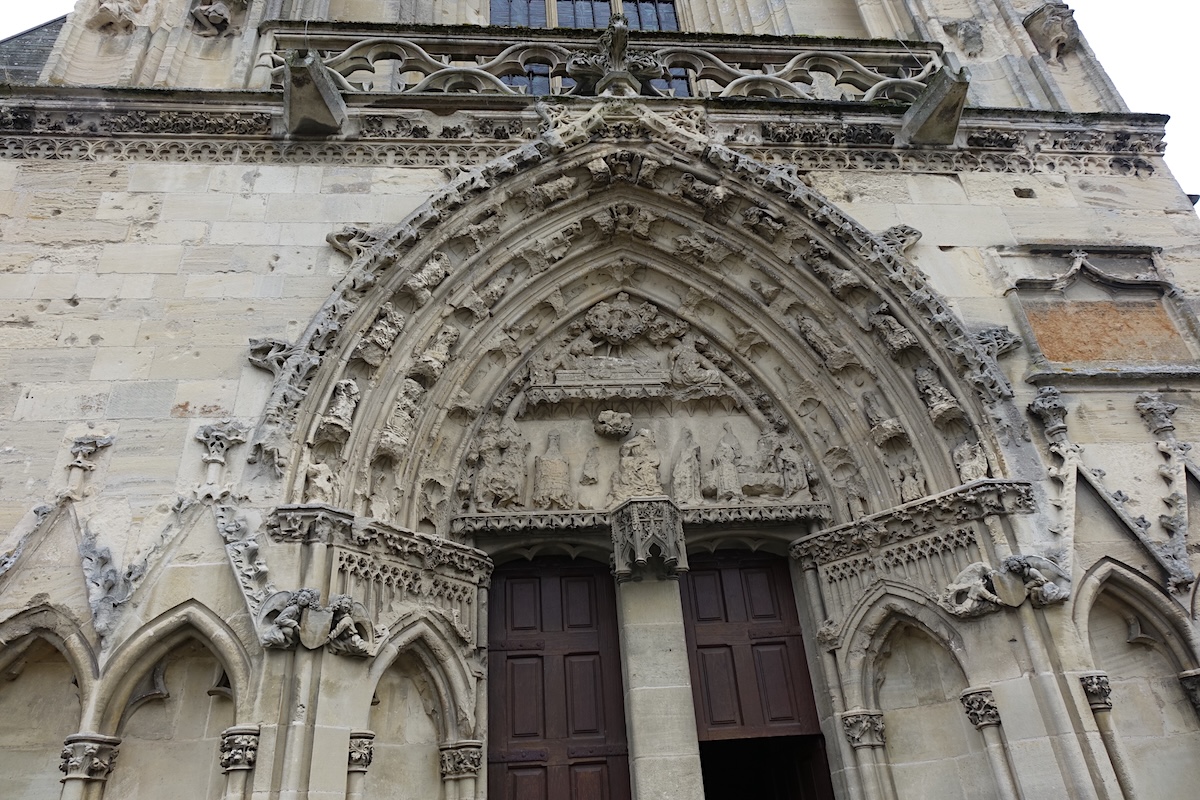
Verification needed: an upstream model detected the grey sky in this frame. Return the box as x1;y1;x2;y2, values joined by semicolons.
2;1;1197;194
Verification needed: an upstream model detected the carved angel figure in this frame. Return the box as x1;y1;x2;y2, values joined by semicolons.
938;562;1003;617
261;588;320;648
326;594;372;657
1002;554;1070;605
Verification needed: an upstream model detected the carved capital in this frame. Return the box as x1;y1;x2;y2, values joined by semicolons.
68;434;115;471
610;497;687;581
219;726;260;772
840;710;885;748
267;505;354;544
440;740;484;778
348;730;375;773
1135;392;1178;437
196;420;248;465
1079;673;1112;712
59;734;121;782
960;688;1001;728
1029;385;1069;440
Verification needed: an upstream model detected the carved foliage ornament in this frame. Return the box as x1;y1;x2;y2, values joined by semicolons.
960;689;1001;728
60;734;121;781
841;711;885;747
348;731;376;772
219;726;260;772
440;742;484;778
1080;674;1112;711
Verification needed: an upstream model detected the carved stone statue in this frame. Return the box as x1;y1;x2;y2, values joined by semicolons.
914;366;963;425
580;447;600;486
1023;3;1079;63
400;252;452;306
953;439;989;482
472;417;527;510
532;431;574;510
797;316;858;371
671;428;702;505
897;459;926;503
316;379;360;443
354;303;406;367
609;428;664;505
376;379;424;461
669;333;722;397
304;461;336;505
704;423;745;502
411;325;460;383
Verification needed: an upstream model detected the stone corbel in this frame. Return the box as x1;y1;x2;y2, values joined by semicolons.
283;49;348;137
440;740;483;800
610;497;688;581
346;730;375;800
196;420;248;502
219;725;260;800
896;66;971;147
64;434;114;500
59;733;120;800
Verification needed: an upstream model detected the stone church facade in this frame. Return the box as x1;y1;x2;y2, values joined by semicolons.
2;0;1199;798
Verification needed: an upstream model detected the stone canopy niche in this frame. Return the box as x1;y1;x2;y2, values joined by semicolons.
452;290;826;534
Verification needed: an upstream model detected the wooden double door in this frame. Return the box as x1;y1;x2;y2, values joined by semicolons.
488;558;631;800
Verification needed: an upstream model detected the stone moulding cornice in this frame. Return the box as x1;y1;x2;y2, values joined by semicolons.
0;88;1167;177
266;503;493;580
450;502;831;536
789;479;1034;564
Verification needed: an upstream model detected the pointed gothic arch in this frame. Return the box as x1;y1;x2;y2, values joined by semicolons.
248;105;1020;542
93;600;254;732
0;604;98;702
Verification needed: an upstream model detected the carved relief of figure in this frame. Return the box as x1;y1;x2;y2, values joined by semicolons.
532;431;574;510
354;303;406;367
898;459;926;503
775;438;806;499
705;423;744;502
411;325;460;383
376;379;424;461
671;428;702;505
609;428;663;505
473;417;527;509
304;461;336;505
401;252;451;306
953;439;989;483
669;333;722;396
580;447;600;486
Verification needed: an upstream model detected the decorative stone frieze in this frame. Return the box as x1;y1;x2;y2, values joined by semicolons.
219;726;260;772
59;734;121;782
1080;674;1113;712
961;689;1001;729
840;711;886;748
611;497;688;580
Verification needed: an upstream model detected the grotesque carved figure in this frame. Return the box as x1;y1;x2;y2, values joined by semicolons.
88;0;147;33
609;428;664;504
191;0;236;36
1023;3;1079;63
532;431;574;510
